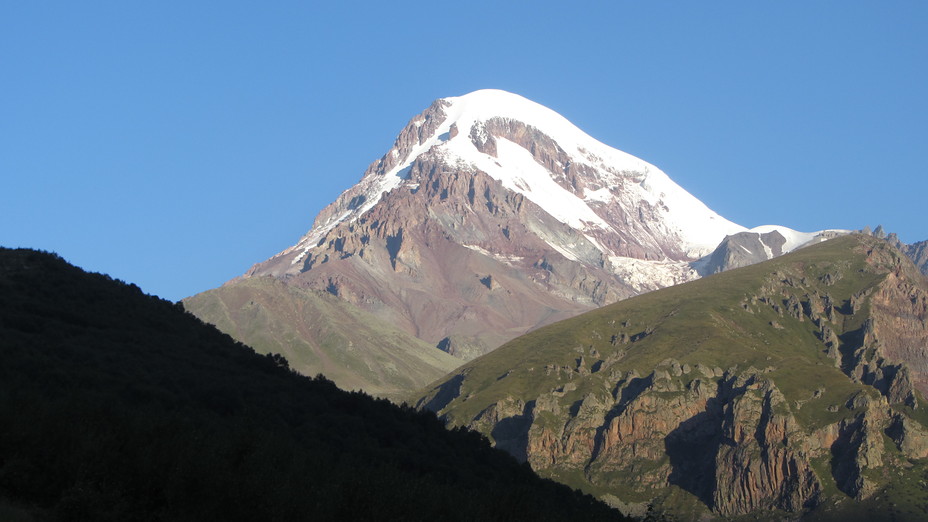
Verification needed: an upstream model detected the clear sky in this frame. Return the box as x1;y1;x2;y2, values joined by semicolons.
2;2;926;302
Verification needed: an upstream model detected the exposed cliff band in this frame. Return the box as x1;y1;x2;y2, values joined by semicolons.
417;235;928;519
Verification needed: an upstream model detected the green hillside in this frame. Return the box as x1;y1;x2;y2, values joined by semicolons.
417;235;928;520
0;248;623;521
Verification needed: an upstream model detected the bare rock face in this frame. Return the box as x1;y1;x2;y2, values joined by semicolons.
275;161;631;357
447;367;830;516
877;230;928;277
300;99;453;244
830;396;891;500
903;240;928;276
888;413;928;459
866;258;928;398
697;230;787;275
436;335;486;360
825;243;928;406
712;380;821;515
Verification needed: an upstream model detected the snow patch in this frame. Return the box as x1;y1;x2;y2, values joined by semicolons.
760;240;774;260
443;137;612;231
544;239;582;262
461;244;524;267
609;256;699;293
584;187;614;202
461;244;494;257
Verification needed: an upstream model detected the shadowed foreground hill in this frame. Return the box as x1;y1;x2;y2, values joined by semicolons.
0;248;623;521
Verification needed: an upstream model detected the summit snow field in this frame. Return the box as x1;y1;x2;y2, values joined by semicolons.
282;89;827;269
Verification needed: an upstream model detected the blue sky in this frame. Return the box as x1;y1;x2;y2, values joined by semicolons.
2;2;926;302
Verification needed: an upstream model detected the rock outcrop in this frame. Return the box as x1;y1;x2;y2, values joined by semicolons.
903;240;928;276
696;230;787;275
877;229;928;277
711;379;821;515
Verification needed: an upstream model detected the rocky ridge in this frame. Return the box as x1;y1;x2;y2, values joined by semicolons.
693;228;848;276
696;230;789;275
416;235;928;519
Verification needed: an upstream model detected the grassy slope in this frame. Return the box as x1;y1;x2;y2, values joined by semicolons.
184;276;461;398
417;235;928;519
428;236;879;421
0;247;625;522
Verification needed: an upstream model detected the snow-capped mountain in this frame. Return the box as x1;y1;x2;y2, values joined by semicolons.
224;90;839;360
264;90;828;274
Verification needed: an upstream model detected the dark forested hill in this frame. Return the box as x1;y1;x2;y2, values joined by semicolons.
0;248;623;521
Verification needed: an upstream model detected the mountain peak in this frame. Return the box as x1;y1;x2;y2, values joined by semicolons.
279;90;755;269
447;88;537;107
441;89;597;147
210;91;842;370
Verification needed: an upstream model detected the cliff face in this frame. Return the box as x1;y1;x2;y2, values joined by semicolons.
417;235;928;519
904;240;928;276
710;380;821;515
865;260;928;397
885;234;928;277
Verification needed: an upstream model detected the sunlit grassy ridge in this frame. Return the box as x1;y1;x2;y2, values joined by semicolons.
429;236;883;422
417;235;928;520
